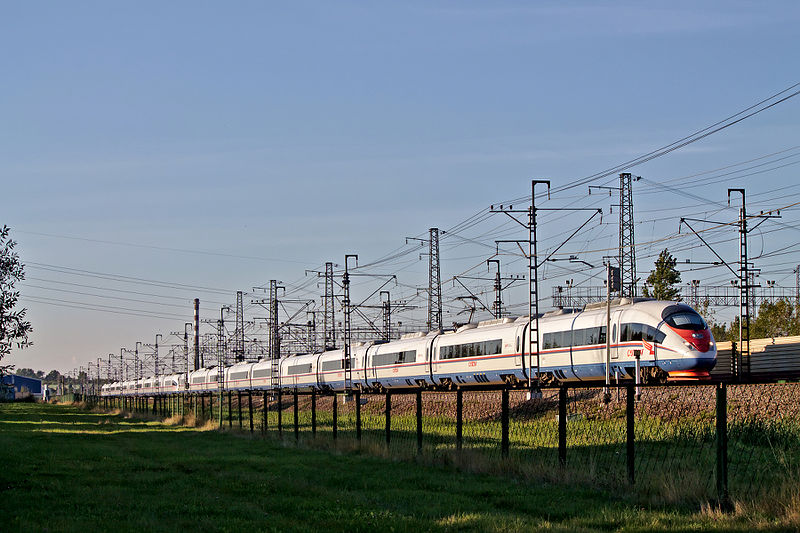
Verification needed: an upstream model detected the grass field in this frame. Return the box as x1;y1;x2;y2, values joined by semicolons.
141;387;800;504
1;402;797;532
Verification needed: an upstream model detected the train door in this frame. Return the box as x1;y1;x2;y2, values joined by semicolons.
519;322;537;380
366;349;375;384
428;339;440;385
610;309;624;360
524;322;539;380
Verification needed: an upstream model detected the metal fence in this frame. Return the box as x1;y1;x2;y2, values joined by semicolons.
94;381;800;507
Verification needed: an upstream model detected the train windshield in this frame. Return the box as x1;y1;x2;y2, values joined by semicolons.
664;311;706;331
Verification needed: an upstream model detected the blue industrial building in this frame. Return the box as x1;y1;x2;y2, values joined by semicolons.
1;374;43;400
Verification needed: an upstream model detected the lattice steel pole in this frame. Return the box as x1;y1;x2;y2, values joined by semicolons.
194;298;201;369
619;173;637;298
235;290;245;362
487;259;502;318
217;306;230;428
342;254;358;391
380;291;391;341
269;281;283;390
323;262;336;349
689;280;700;309
428;228;442;331
529;180;550;395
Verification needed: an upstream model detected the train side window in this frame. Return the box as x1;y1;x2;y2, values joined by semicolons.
561;330;571;348
599;326;607;344
612;324;617;343
645;326;666;344
516;336;520;352
549;332;558;349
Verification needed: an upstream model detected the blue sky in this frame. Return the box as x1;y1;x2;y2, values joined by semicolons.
2;1;799;374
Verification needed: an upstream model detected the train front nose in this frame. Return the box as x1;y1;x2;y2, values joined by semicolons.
678;329;712;353
670;328;716;380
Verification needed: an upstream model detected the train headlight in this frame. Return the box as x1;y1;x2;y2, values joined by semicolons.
683;341;696;351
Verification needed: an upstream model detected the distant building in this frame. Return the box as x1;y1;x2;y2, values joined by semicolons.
2;374;43;400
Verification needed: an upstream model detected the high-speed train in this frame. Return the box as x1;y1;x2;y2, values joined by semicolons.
101;298;716;397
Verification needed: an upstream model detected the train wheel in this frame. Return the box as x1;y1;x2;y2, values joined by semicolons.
641;366;668;384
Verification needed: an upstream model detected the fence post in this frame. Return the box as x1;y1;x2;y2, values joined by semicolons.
416;390;423;454
456;388;463;451
716;383;729;508
238;391;243;428
294;390;299;442
227;391;233;428
277;389;283;437
310;390;316;436
385;391;391;447
501;388;509;458
356;390;362;442
333;393;338;441
626;385;635;485
248;391;254;433
262;391;268;434
559;386;567;467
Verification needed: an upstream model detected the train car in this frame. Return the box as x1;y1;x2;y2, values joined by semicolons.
367;332;437;390
316;348;343;390
537;307;606;382
224;362;254;391
189;367;222;393
615;300;716;380
316;342;375;391
187;368;208;393
158;373;184;394
141;377;156;396
432;317;526;387
281;353;318;391
531;299;714;383
249;359;275;389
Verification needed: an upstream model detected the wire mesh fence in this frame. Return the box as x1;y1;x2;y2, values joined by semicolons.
101;381;800;506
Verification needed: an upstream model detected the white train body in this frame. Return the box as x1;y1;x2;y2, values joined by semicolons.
104;298;716;396
366;332;436;389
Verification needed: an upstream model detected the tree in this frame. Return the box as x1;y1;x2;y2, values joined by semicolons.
751;299;800;338
15;367;37;378
0;225;32;375
696;298;716;326
642;249;682;301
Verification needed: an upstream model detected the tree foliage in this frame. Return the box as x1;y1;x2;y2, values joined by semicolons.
708;300;800;342
1;225;32;373
751;299;800;338
642;249;682;301
15;367;38;378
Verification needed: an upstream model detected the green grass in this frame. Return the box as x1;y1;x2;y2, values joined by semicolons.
180;393;798;505
1;402;797;532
